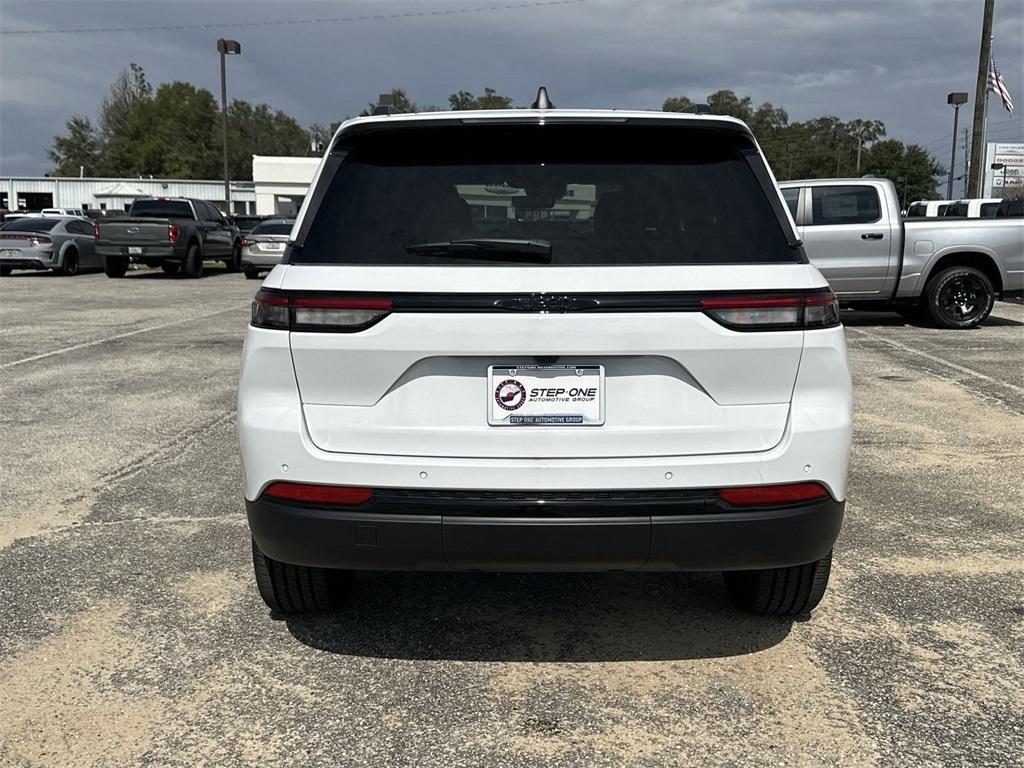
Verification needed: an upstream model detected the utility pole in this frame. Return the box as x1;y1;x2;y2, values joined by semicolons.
856;130;863;175
967;0;994;197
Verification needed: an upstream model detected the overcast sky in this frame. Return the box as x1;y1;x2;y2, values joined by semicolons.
1;0;1021;177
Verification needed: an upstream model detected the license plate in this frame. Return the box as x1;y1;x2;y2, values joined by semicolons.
127;246;143;255
1;249;18;257
263;242;285;251
489;365;604;426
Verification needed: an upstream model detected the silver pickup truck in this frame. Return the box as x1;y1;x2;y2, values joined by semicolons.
778;178;1024;328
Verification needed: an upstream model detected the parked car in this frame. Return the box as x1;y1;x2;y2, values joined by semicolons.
0;216;99;276
228;215;267;235
41;207;87;218
240;218;294;279
240;105;853;617
779;178;1024;328
905;199;954;218
95;197;241;278
941;198;1003;218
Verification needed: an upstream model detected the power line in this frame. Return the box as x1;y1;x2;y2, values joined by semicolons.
0;0;586;36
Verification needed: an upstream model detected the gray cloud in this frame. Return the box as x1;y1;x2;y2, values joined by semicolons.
1;0;1021;176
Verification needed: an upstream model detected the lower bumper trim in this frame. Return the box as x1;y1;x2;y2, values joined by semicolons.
247;493;844;572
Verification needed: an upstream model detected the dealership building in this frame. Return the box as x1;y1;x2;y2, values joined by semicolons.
1;156;320;218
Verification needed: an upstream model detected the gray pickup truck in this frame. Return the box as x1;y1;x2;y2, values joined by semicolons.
778;178;1024;328
95;197;241;278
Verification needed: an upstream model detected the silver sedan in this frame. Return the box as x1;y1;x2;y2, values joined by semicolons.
0;216;99;276
241;218;294;279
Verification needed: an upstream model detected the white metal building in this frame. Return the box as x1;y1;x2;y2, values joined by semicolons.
0;176;256;214
252;156;320;216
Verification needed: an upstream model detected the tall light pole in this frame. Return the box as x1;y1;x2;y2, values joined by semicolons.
946;92;968;200
217;38;241;212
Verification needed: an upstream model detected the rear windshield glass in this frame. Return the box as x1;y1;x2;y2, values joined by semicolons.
129;200;193;218
250;221;293;235
295;124;798;266
1;218;59;232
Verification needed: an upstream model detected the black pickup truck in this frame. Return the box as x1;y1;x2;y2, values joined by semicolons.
95;197;241;278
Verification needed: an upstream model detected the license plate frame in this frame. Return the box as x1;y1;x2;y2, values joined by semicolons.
0;249;18;258
488;364;605;427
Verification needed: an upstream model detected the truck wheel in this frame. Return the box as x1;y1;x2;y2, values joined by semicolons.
104;256;129;278
251;538;353;613
924;266;994;329
224;243;241;272
56;248;79;276
161;262;180;275
244;267;261;280
723;551;832;616
183;244;204;278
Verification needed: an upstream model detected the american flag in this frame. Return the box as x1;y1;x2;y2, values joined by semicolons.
988;56;1014;116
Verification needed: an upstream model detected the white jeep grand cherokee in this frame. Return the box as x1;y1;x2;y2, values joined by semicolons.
239;103;852;617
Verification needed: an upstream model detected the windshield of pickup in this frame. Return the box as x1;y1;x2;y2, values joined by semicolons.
295;123;798;266
129;200;193;218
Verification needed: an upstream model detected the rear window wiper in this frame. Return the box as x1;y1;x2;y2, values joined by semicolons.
405;238;552;263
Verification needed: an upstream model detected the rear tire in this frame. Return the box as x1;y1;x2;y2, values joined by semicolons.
0;266;11;277
161;262;180;275
923;266;994;329
224;243;241;272
723;551;832;616
183;244;203;278
252;538;353;613
104;256;129;278
56;248;79;276
244;267;261;280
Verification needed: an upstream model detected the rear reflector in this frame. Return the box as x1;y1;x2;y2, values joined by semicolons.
252;290;393;332
720;482;830;506
263;482;373;505
702;291;839;330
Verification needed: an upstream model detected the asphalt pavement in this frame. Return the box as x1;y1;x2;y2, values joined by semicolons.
1;267;1022;767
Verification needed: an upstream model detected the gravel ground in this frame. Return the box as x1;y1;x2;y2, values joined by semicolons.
1;267;1021;767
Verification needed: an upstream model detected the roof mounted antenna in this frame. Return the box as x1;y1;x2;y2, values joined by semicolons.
531;86;555;110
372;93;395;116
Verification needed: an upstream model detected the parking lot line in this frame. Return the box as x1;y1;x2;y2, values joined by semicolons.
845;326;1024;394
0;303;250;370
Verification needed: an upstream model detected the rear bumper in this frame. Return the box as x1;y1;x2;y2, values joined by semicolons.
247;491;844;572
96;245;177;260
0;257;50;270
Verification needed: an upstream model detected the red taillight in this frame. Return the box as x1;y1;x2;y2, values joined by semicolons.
701;290;839;330
240;237;254;247
251;290;393;332
263;482;373;506
720;482;830;506
93;221;101;241
167;223;180;243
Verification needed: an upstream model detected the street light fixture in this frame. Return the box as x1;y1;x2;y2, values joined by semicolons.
217;38;241;212
946;92;968;200
991;162;1007;193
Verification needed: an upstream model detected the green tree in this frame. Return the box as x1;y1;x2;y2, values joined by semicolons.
661;95;693;112
862;140;944;207
47;116;101;176
226;100;310;179
448;87;513;110
98;63;152;148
